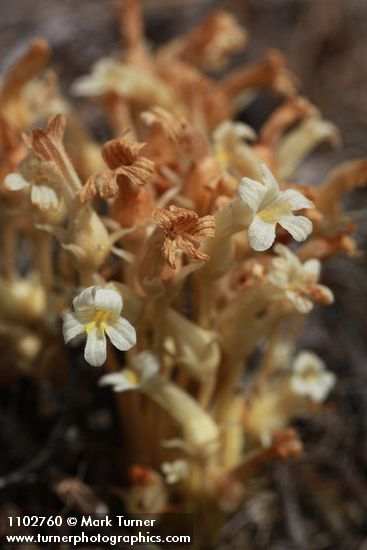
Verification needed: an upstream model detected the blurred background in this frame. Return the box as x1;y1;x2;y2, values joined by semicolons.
2;0;367;156
1;1;367;548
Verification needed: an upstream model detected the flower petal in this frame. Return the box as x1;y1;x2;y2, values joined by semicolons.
285;290;312;313
293;351;325;374
290;376;308;396
277;188;314;211
238;177;267;212
303;259;321;279
84;327;107;367
268;268;288;289
133;351;160;380
248;215;276;251
94;288;122;316
4;173;30;191
71;77;106;97
73;286;96;317
98;371;138;392
62;312;85;344
213;120;256;144
279;214;312;242
31;185;59;211
314;284;335;305
309;373;336;402
273;243;290;258
105;317;136;351
261;163;279;193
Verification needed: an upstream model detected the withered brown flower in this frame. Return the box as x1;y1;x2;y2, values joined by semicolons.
23;113;82;205
158;10;247;72
27;113;66;159
141;106;187;144
220;50;298;103
77;137;155;203
153;205;215;269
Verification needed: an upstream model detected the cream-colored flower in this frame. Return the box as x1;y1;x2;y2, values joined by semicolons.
71;58;134;97
213;120;256;168
99;351;159;391
212;120;261;179
268;244;334;313
214;121;256;143
63;286;136;367
161;460;189;485
290;351;336;402
238;163;313;251
71;57;174;108
4;157;59;211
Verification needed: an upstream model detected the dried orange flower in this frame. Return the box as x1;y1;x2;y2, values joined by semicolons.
27;112;66;159
259;96;317;148
24;113;82;205
77;137;155;203
159;10;247;72
141;106;187;143
153;205;215;269
221;49;298;103
0;38;50;107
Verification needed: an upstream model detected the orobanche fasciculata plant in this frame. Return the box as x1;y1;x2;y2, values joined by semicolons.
1;1;365;546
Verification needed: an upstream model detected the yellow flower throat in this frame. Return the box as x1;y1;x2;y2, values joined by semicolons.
85;310;112;334
258;203;292;224
125;369;141;385
215;146;230;168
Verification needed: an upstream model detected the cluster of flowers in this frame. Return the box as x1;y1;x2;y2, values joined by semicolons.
0;1;365;544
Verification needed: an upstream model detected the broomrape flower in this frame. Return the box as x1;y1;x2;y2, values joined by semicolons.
212;120;256;169
4;156;59;211
153;205;215;269
161;460;189;485
268;244;334;313
77;137;154;203
159;10;247;72
290;351;336;402
71;58;129;97
62;286;136;367
99;351;159;391
71;57;175;109
238;163;313;251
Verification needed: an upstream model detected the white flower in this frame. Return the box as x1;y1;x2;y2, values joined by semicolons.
161;460;189;485
212;120;260;177
268;244;334;313
71;58;174;108
238;163;313;251
63;286;136;367
5;170;59;211
213;121;256;145
98;351;159;391
213;121;256;167
290;351;336;402
71;58;129;97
